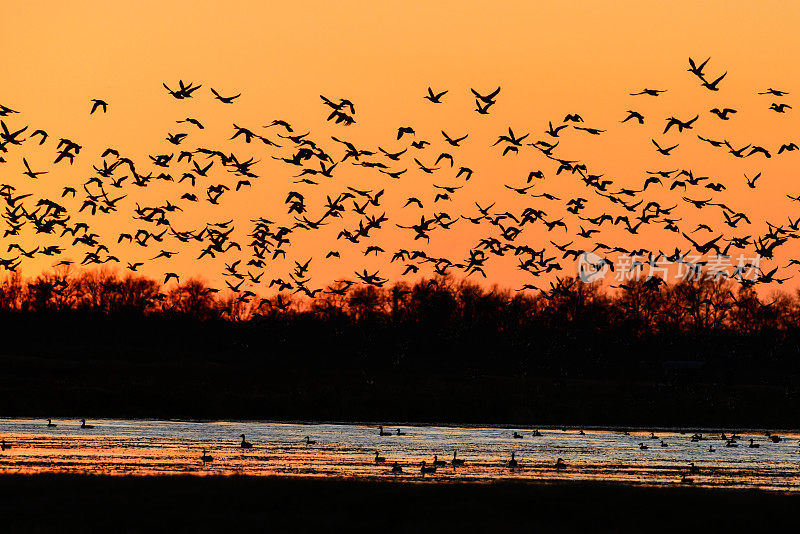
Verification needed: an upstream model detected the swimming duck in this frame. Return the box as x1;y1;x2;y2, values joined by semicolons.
507;452;518;468
451;451;466;466
420;461;437;474
239;434;253;448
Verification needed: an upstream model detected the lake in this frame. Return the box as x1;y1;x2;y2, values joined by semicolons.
1;419;798;490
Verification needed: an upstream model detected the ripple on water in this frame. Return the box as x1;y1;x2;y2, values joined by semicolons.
0;419;798;490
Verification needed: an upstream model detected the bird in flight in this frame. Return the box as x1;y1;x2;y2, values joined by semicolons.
652;139;678;155
442;131;468;146
573;126;605;135
177;117;204;129
700;71;727;91
621;110;644;124
663;115;698;133
22;157;47;179
90;99;108;114
210;88;241;103
471;86;501;104
0;104;19;116
163;80;201;99
770;102;792;113
745;172;761;189
630;89;666;96
759;88;789;96
424;87;448;103
687;57;710;79
709;108;736;120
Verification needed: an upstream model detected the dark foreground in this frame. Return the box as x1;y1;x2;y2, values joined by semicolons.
1;474;798;533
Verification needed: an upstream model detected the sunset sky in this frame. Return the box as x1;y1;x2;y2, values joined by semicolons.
3;1;800;296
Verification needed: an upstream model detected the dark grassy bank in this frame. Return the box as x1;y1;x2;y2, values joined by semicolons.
2;273;800;427
1;474;797;533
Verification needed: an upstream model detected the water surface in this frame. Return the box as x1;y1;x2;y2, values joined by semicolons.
1;419;798;490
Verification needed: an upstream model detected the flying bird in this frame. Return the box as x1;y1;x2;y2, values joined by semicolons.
424;87;448;103
90;99;108;114
210;88;241;103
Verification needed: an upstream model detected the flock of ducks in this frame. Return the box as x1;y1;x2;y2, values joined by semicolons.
0;420;792;482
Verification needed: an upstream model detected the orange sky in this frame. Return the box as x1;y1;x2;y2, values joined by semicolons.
2;1;800;296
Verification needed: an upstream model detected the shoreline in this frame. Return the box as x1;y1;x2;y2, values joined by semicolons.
1;473;798;532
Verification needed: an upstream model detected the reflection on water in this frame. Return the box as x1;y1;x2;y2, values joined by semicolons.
1;419;798;490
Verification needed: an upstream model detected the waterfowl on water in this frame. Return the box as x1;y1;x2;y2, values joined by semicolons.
650;432;658;440
374;451;386;464
639;443;649;450
689;462;699;474
507;452;518;468
378;426;392;436
680;474;693;484
660;440;668;447
304;436;317;445
452;451;466;466
433;455;446;467
725;440;738;448
749;438;760;448
532;429;542;436
46;419;56;427
555;458;567;470
200;450;213;464
513;432;524;439
239;434;253;448
420;461;437;474
1;440;10;451
578;430;585;436
391;462;403;473
80;419;94;429
708;445;716;452
396;428;406;436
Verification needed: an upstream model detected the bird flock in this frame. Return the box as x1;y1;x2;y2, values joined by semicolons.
5;419;792;485
1;56;799;305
